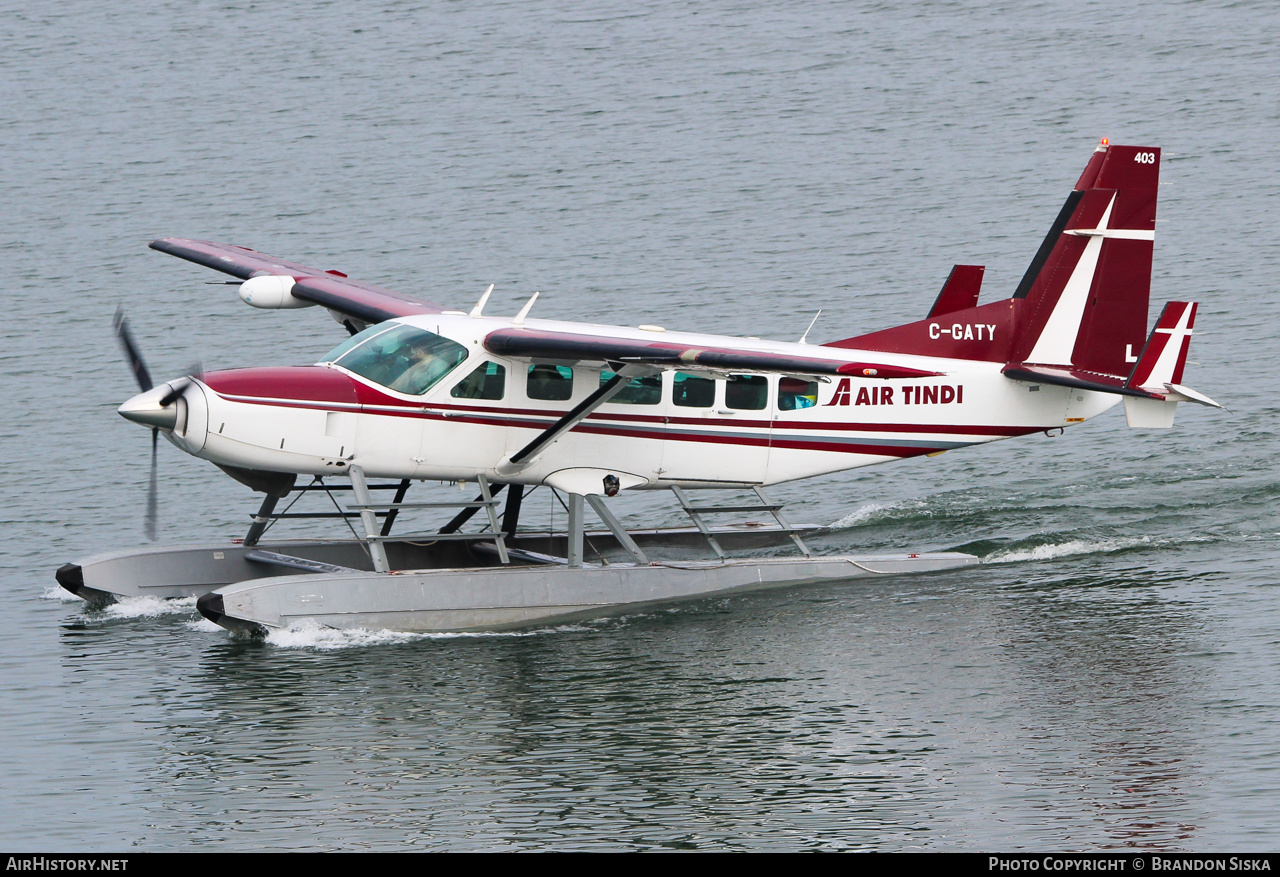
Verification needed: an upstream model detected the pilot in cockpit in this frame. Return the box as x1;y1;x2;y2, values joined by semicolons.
388;334;458;395
324;322;469;395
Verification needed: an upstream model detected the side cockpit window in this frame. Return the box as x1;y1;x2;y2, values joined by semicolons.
323;323;468;396
451;361;506;400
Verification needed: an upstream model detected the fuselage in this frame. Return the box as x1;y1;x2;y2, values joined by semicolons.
152;312;1119;493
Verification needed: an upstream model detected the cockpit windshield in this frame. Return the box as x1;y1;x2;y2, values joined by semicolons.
321;323;468;395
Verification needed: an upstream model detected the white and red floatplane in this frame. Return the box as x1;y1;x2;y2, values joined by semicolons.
59;140;1220;635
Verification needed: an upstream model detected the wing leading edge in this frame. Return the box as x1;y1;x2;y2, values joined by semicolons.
150;238;446;325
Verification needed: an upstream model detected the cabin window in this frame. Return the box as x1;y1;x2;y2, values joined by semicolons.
725;375;768;410
325;322;468;396
527;364;573;401
778;378;819;410
451;361;506;400
672;372;715;408
600;370;661;405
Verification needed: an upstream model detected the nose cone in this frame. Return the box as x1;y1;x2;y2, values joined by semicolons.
118;384;179;430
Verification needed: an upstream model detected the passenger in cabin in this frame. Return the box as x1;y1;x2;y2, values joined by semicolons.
778;378;818;410
673;372;715;408
528;364;573;401
725;375;768;410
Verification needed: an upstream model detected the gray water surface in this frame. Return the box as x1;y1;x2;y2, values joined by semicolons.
2;0;1278;851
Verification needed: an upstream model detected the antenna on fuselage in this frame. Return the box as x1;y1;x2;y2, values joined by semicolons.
469;284;495;318
513;291;540;325
798;309;823;345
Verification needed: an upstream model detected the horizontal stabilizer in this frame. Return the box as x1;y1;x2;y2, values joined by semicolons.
1121;301;1222;422
1164;383;1224;409
1001;363;1159;399
1005;299;1221;421
928;265;984;318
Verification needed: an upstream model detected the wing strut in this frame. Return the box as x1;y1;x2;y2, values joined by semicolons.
499;368;644;475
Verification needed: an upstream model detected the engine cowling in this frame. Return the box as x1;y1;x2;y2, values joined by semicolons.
238;274;315;309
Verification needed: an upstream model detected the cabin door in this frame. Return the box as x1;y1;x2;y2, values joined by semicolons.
660;373;771;485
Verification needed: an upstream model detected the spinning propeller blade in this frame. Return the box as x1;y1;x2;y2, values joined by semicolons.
146;428;158;541
115;308;191;541
113;307;154;393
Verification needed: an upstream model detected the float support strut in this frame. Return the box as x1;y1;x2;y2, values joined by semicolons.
379;479;411;536
349;465;390;573
476;475;509;564
585;495;648;564
567;493;585;568
502;485;524;538
243;493;281;547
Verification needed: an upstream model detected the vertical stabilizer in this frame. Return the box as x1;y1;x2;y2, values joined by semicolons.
829;141;1161;376
1016;143;1160;374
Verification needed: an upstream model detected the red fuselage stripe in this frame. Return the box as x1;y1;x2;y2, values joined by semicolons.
209;390;1042;457
211;391;1031;438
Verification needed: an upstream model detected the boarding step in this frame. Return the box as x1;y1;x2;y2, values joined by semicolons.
247;479;410;540
346;501;497;511
347;470;509;568
672;486;812;559
364;531;509;544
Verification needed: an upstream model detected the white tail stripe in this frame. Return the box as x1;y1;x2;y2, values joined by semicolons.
1025;194;1116;365
1067;228;1155;241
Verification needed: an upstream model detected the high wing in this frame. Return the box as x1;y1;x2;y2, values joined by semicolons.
150;238;446;325
483;327;941;380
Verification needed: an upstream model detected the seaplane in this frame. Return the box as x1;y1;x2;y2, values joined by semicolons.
58;140;1220;635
